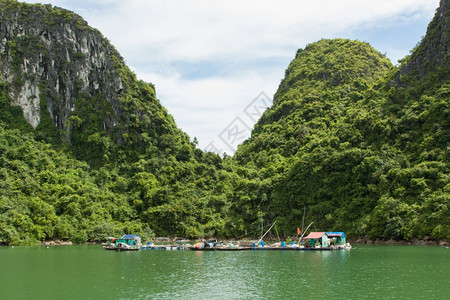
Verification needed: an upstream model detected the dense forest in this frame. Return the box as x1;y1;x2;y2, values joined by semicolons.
0;0;448;245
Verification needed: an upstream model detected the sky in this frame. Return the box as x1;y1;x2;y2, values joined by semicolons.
22;0;441;154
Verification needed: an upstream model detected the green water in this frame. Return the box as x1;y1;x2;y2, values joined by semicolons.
0;245;448;299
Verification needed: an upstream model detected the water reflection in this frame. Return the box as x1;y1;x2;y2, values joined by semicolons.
1;245;448;299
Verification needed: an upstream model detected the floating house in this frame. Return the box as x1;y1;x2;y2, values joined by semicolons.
304;232;330;248
326;232;346;246
103;234;141;251
120;234;142;245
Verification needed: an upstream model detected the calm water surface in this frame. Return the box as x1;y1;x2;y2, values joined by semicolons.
0;244;448;299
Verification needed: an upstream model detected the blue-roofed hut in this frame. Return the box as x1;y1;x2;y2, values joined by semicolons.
326;232;346;246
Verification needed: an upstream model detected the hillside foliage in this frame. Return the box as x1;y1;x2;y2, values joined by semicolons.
233;38;449;241
0;0;448;245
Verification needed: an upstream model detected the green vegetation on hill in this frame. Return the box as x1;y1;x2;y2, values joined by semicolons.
1;76;236;244
0;0;448;245
234;36;449;241
0;0;235;244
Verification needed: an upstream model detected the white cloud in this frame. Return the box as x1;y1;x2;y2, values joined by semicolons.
21;0;440;153
84;0;438;62
135;66;280;153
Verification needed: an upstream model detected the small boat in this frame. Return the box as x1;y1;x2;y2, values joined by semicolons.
189;243;215;251
188;240;218;251
116;242;139;251
103;237;117;250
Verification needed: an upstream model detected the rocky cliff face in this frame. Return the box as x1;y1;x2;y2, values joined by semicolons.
0;0;188;168
395;0;449;84
0;1;124;129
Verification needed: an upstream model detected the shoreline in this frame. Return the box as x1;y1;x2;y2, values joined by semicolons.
348;237;449;247
37;237;448;247
40;240;74;246
2;236;447;247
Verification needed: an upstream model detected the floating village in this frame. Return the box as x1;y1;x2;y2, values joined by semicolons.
103;222;352;251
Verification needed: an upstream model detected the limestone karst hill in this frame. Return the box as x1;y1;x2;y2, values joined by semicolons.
0;0;448;245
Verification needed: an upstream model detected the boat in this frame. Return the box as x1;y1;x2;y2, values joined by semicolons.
116;242;140;251
103;237;117;250
188;240;218;251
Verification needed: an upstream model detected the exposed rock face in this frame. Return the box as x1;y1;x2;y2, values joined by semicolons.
396;0;449;82
0;2;124;129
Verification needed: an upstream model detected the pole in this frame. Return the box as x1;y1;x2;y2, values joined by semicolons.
275;223;281;243
260;211;263;238
257;221;276;246
298;221;313;244
301;206;306;233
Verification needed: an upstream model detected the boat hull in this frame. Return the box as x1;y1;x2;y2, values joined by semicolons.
115;247;140;251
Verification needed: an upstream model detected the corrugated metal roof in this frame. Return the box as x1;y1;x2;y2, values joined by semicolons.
122;234;141;239
304;232;326;239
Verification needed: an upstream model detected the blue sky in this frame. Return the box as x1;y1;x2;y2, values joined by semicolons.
22;0;441;154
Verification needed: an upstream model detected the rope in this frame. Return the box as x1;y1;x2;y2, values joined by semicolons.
274;223;281;243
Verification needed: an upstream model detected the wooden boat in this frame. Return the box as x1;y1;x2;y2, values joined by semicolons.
103;237;117;250
116;242;140;251
188;240;218;251
103;244;117;250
